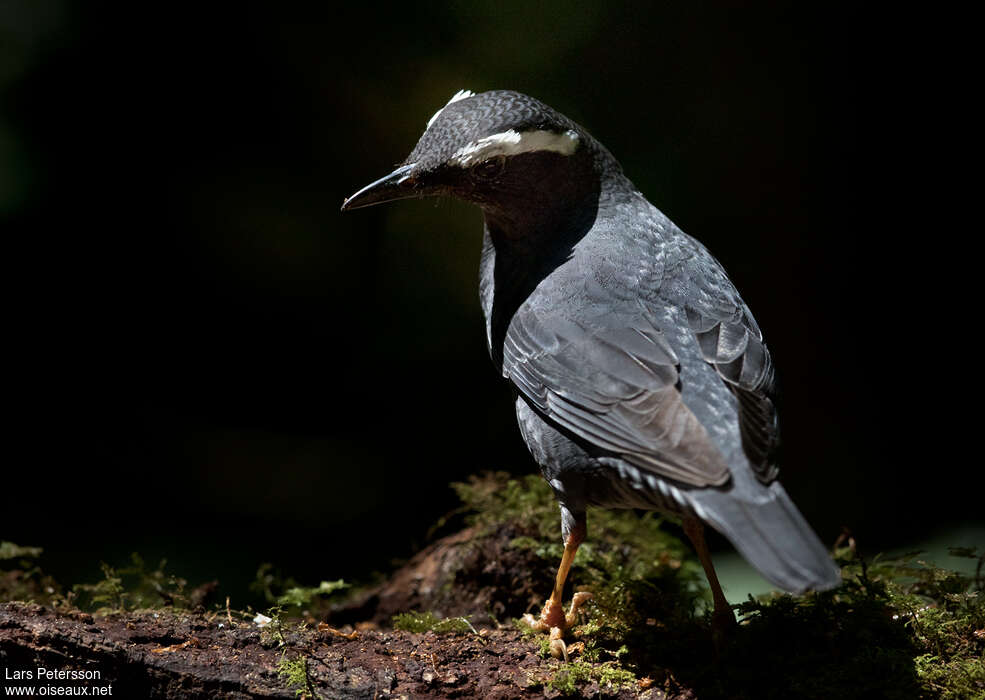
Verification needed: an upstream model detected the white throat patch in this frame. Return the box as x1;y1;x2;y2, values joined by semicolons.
427;89;475;129
451;129;580;167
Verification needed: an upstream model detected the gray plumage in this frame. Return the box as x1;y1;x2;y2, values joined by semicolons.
343;90;840;595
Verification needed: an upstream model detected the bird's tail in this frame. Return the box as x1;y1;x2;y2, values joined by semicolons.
691;482;841;594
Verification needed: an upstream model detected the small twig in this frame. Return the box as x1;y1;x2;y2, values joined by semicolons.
151;638;201;654
317;622;359;640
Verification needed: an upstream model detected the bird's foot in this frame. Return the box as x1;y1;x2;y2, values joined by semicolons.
522;591;592;660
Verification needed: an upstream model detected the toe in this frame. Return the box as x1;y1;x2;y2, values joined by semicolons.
522;612;549;632
564;591;593;628
549;628;568;661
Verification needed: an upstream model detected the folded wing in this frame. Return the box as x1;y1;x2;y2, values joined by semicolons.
503;308;732;487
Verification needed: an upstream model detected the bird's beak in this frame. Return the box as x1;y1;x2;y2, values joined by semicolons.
341;163;420;211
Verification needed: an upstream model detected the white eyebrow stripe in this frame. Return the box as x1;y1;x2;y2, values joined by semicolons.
426;89;475;129
452;129;580;166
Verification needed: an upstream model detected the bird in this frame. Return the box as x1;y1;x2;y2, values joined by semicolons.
341;89;840;657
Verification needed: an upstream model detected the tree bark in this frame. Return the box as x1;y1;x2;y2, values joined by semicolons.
2;601;614;699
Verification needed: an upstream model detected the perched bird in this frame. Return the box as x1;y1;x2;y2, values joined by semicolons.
342;90;840;656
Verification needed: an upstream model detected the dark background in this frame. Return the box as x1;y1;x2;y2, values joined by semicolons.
3;2;974;601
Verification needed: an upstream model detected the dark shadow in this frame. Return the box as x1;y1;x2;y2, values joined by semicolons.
622;583;923;700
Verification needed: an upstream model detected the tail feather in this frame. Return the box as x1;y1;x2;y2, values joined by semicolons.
692;482;841;594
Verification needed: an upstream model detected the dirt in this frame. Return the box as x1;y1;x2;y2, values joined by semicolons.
0;523;671;699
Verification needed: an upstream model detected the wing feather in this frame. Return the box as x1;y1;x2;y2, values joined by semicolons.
685;303;780;482
503;309;731;487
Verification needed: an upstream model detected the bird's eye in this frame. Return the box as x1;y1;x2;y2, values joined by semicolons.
473;155;506;180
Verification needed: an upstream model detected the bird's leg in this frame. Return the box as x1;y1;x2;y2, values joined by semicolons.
682;516;737;642
522;517;593;660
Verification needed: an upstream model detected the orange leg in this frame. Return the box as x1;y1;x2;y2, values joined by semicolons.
523;519;592;660
683;516;737;641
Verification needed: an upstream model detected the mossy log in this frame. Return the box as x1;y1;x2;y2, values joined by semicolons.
2;475;981;698
0;520;652;699
0;601;604;699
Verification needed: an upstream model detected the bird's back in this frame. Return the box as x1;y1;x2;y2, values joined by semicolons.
484;178;765;478
482;179;839;593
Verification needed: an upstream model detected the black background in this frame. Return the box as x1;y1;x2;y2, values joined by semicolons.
3;2;975;602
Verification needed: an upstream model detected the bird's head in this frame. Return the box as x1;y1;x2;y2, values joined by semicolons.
341;90;607;227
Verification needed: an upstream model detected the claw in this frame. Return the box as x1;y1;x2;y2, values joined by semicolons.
549;627;568;660
523;591;593;659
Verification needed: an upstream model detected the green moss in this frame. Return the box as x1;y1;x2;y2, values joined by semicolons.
0;541;61;606
277;653;321;699
249;563;352;620
457;472;704;660
456;473;985;699
916;653;985;700
535;635;553;658
276;579;349;609
71;554;188;612
547;660;637;695
74;562;126;611
720;546;985;700
456;472;703;604
392;610;477;635
276;653;307;688
453;471;560;540
883;548;984;700
1;547;193;613
0;542;44;560
257;605;289;648
455;473;705;692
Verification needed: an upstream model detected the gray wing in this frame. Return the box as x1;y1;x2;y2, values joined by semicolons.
501;227;781;487
503;308;732;487
684;303;779;482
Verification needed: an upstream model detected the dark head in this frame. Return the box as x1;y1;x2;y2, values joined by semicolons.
341;90;616;232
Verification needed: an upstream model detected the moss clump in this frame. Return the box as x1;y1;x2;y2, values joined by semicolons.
547;660;637;695
712;546;984;700
257;606;291;648
71;553;189;612
453;473;985;699
454;472;705;666
250;563;350;619
0;541;61;605
276;579;349;609
392;610;477;635
868;547;984;700
454;472;703;599
453;471;561;542
0;542;43;560
277;653;321;699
